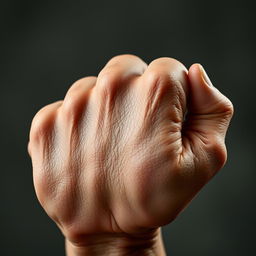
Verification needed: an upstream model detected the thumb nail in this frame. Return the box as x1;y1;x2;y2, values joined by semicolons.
199;64;213;87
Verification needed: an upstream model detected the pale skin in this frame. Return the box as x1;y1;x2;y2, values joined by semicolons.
28;54;234;256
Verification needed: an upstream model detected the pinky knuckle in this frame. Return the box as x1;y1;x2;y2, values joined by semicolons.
30;108;54;141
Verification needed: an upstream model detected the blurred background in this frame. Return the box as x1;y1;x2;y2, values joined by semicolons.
1;0;255;255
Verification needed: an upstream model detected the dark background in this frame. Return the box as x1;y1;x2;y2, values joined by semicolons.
1;0;255;255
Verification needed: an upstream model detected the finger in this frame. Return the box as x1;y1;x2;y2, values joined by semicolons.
28;101;63;157
61;76;97;120
96;54;148;93
64;76;97;99
140;57;189;123
186;63;234;138
181;64;234;172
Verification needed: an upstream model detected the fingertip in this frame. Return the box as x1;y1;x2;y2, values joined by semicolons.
189;63;214;90
187;63;219;114
188;63;202;93
188;63;202;81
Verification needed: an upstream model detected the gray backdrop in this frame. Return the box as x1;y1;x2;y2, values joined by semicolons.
1;0;255;255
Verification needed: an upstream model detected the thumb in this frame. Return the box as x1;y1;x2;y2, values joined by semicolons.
182;64;234;173
186;63;234;139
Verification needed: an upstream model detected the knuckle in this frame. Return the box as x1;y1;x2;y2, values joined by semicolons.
97;69;121;93
145;68;174;90
61;93;82;121
61;78;95;120
30;117;44;142
68;79;83;91
30;106;55;142
146;68;168;81
149;57;186;71
69;76;96;92
60;95;86;125
107;53;141;65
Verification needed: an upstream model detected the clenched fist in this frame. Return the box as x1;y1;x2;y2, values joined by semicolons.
28;55;233;256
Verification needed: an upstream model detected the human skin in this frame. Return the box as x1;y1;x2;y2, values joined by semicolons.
28;54;233;256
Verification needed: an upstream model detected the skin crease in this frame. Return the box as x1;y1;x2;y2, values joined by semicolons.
28;54;234;256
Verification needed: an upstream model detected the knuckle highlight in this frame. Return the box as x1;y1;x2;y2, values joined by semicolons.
30;108;55;142
149;57;186;71
68;77;96;93
97;70;121;93
145;68;174;90
62;93;81;119
107;54;141;64
62;77;96;119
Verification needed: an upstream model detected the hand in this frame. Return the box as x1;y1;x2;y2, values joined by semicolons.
28;54;233;255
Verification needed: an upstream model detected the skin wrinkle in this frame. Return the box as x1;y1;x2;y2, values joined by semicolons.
185;125;206;149
143;77;185;141
179;135;199;177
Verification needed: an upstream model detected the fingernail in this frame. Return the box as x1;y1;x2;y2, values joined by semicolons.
199;64;213;87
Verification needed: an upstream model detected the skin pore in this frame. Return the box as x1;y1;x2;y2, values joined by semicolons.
28;54;233;256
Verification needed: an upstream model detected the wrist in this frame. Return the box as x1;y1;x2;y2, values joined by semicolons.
65;228;166;256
